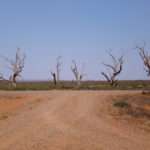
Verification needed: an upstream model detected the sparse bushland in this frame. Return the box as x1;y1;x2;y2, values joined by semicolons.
0;80;150;90
1;44;150;91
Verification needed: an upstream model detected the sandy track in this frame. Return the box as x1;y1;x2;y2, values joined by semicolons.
0;91;149;150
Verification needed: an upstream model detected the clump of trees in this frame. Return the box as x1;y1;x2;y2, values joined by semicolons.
101;51;124;87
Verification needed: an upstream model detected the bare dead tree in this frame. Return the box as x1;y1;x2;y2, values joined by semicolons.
56;56;62;82
51;56;62;85
2;48;25;87
136;44;150;76
101;52;124;86
71;60;85;86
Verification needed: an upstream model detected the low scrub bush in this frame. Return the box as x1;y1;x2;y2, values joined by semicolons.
113;101;130;108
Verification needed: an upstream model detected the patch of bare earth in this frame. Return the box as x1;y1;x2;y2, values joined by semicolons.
0;90;149;150
0;91;50;120
108;93;150;132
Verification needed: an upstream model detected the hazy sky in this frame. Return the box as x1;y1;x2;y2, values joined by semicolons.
0;0;150;80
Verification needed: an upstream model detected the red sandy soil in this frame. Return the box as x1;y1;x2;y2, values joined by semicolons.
0;90;149;150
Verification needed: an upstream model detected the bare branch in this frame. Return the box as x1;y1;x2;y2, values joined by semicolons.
101;72;111;83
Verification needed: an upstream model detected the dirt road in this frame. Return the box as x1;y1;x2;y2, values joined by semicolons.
0;91;149;150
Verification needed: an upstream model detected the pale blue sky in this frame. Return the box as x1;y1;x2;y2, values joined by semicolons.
0;0;150;80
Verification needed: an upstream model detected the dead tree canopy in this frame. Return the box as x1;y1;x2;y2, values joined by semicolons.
3;48;25;87
71;60;85;86
101;52;124;86
136;44;150;76
51;56;62;85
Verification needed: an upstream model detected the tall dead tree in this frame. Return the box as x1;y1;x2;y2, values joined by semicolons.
3;48;25;87
51;56;62;85
101;52;124;86
71;60;85;86
136;44;150;76
56;56;62;82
